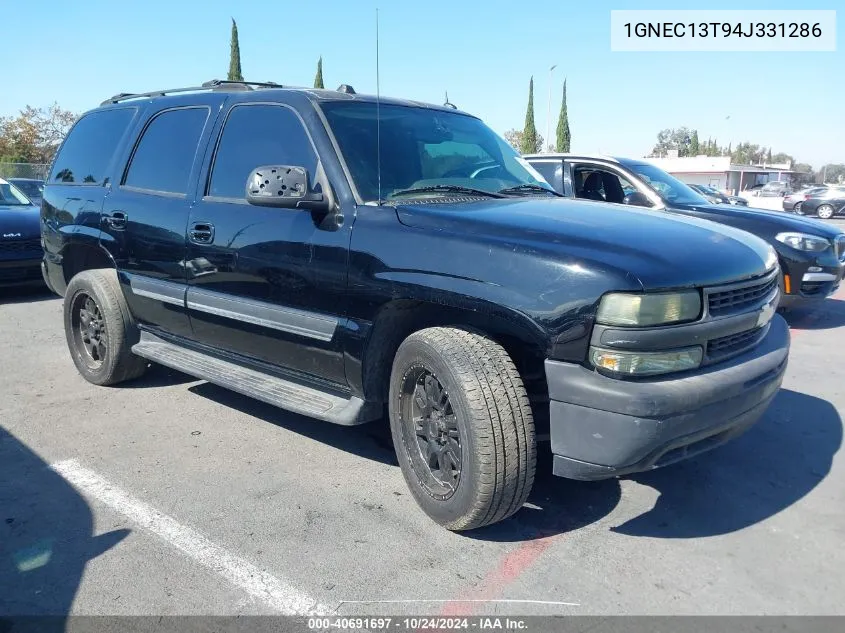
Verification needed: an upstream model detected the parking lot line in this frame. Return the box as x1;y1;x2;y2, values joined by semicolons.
51;459;329;616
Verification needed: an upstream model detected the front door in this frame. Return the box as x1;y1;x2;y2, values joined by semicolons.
185;102;350;387
101;100;219;338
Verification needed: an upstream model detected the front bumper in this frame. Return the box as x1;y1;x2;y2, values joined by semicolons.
0;257;44;288
779;257;844;308
546;314;790;480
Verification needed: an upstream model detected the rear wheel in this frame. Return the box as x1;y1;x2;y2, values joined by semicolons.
793;202;802;214
816;204;835;220
388;327;536;530
64;269;147;386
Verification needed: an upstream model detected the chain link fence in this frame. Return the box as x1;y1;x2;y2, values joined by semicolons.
0;163;50;180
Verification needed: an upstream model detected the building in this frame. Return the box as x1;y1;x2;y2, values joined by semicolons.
643;155;798;195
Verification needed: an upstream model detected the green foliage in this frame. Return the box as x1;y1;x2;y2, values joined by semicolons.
520;77;539;154
556;80;571;153
0;103;77;165
504;129;543;154
228;19;244;82
689;130;699;156
314;57;325;89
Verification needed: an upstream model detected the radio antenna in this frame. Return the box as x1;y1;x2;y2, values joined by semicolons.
375;8;382;205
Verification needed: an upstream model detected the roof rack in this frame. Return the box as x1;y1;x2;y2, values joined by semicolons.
100;79;285;105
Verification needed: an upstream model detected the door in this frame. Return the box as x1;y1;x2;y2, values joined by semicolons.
101;102;217;338
185;102;350;387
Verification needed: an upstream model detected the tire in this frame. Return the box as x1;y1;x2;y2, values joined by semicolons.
816;204;835;220
793;202;802;214
64;269;147;386
388;327;536;530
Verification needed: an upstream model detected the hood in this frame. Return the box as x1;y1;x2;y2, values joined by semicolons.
0;203;41;240
670;201;843;239
394;198;777;289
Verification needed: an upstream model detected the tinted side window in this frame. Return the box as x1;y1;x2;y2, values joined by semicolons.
529;160;562;192
209;105;317;199
49;108;135;185
124;107;209;194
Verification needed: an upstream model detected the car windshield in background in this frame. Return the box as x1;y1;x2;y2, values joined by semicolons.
11;180;43;199
627;163;709;205
320;101;553;203
0;182;32;206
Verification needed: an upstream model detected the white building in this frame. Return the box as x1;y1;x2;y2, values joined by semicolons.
644;155;797;195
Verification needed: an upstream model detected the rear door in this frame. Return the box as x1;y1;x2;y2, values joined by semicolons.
100;95;223;338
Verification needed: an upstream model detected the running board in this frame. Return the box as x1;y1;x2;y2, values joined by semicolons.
132;331;378;426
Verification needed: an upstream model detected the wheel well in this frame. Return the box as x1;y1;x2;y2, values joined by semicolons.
62;243;115;285
361;300;549;408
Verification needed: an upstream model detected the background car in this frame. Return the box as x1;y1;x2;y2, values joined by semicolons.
800;187;845;220
759;181;792;197
8;178;44;206
688;183;748;206
524;153;845;310
783;186;829;213
0;178;44;288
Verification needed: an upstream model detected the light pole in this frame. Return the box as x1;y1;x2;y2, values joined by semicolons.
546;64;557;153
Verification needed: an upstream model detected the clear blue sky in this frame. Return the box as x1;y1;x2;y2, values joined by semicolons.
4;0;842;166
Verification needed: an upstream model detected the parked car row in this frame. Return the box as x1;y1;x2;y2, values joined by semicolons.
687;183;749;206
788;185;845;219
3;80;843;531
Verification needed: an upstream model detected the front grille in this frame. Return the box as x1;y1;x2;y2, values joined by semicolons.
836;236;845;262
707;327;767;359
0;238;41;253
707;274;777;317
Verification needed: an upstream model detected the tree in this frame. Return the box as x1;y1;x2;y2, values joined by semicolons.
228;19;244;82
819;164;845;184
555;79;571;152
504;129;543;154
650;127;693;157
689;130;700;156
726;141;732;157
313;57;324;89
0;103;77;165
766;147;773;164
520;77;538;154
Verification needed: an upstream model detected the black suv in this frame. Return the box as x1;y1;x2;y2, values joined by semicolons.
42;81;789;530
525;154;845;309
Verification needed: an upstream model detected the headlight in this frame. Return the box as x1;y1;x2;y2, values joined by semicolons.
775;232;830;252
590;346;703;377
596;291;701;327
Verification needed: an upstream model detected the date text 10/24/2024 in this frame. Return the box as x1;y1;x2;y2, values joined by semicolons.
308;617;529;630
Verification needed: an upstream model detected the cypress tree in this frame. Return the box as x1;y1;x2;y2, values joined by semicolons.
556;79;571;152
766;147;772;164
314;57;324;89
690;130;700;156
228;19;244;82
520;77;538;154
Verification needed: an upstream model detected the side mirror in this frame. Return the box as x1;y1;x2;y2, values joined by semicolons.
245;165;329;212
623;191;653;208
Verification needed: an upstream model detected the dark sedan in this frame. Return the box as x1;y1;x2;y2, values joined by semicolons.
525;153;845;310
0;178;45;288
8;177;44;206
800;188;845;220
688;183;748;206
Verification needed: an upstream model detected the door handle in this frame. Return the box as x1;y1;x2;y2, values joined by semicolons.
105;211;127;230
189;222;215;244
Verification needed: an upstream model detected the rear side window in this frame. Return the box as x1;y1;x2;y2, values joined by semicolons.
124;107;209;195
208;104;317;199
49;108;135;185
529;160;562;192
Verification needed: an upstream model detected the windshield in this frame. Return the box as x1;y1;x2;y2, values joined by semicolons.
627;163;710;205
11;180;43;198
0;182;32;206
320;101;551;202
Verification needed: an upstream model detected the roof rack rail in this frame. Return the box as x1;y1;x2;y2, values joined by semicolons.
100;79;285;105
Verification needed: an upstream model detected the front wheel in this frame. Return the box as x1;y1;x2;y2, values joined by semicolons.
388;327;536;531
816;204;835;220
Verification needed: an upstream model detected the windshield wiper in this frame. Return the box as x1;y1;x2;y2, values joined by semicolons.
389;185;506;199
498;184;563;197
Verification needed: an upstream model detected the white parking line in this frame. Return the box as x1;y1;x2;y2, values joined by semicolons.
51;459;329;615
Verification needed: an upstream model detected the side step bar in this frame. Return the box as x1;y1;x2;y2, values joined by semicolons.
132;331;379;426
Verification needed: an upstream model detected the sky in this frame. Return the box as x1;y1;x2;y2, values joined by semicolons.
3;0;842;167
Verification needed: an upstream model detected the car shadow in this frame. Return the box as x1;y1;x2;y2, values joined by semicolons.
122;363;198;389
465;388;840;542
783;298;845;330
0;427;129;624
187;382;398;467
0;287;58;305
614;388;840;538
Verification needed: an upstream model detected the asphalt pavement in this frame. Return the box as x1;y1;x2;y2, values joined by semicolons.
2;223;844;617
